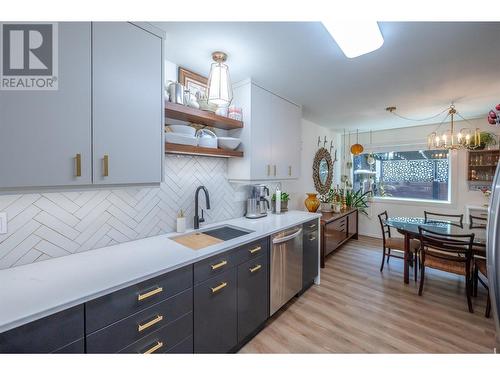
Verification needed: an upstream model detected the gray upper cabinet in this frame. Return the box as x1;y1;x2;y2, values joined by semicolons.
92;22;163;185
0;22;163;189
0;22;92;188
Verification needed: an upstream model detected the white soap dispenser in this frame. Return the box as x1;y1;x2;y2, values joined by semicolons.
275;186;281;214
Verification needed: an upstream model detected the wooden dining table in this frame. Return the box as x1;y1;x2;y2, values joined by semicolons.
383;217;487;284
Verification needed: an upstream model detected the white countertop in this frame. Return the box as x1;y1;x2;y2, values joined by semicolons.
0;210;321;333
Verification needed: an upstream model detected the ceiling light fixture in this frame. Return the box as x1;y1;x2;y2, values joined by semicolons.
207;51;233;107
386;105;481;150
322;20;384;58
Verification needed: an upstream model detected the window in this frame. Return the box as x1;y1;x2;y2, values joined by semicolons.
352;150;450;202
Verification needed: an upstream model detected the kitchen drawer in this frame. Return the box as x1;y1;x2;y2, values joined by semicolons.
86;288;192;353
166;335;193;354
194;251;239;284
235;237;269;265
303;219;319;234
52;339;85;354
237;254;269;342
86;265;192;333
0;305;84;354
119;312;193;354
194;268;237;353
331;217;347;231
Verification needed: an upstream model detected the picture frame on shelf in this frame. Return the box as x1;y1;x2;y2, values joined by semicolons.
178;67;208;97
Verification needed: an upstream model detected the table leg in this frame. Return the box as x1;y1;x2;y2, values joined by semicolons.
403;233;410;284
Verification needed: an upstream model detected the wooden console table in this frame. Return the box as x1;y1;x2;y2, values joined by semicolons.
320;208;358;268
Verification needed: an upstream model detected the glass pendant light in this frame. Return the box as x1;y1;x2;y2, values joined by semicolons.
207;51;233;107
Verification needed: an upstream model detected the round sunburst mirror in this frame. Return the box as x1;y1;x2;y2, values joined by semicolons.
313;148;334;195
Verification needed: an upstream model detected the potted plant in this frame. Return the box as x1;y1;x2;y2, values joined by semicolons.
478;132;497;150
336;188;371;215
318;189;334;212
272;192;290;212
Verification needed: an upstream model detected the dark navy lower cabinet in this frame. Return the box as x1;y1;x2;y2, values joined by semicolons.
302;220;319;290
86;289;193;353
194;268;238;353
237;254;269;342
0;235;278;354
0;305;84;353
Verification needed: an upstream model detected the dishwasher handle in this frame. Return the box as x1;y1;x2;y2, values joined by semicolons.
272;228;303;244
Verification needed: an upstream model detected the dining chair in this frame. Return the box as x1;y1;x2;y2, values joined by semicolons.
469;214;487;229
424;211;464;227
418;226;475;313
473;258;491;318
377;211;421;280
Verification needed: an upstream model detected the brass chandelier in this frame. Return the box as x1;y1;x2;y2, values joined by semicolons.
385;104;480;150
427;105;480;150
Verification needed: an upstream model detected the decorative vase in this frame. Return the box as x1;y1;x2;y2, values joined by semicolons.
320;202;333;213
304;193;320;213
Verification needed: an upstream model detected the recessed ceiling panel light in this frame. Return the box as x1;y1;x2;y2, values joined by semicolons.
322;20;384;58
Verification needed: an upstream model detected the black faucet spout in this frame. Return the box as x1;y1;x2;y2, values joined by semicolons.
194;186;211;229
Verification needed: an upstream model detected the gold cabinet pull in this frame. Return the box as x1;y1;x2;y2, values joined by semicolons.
249;246;262;254
211;260;227;270
211;282;228;293
288;166;292;176
309;236;317;241
137;286;163;301
143;341;163;354
273;165;277;176
249;264;262;273
75;154;82;177
138;315;163;332
267;164;271;176
103;154;109;177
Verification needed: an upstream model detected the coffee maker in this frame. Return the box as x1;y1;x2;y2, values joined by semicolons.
245;184;270;219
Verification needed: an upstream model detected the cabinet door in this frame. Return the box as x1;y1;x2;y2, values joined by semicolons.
303;228;319;289
237;255;269;342
250;84;273;180
270;94;301;180
348;210;358;238
194;268;237;353
287;101;302;179
92;22;162;185
0;22;92;188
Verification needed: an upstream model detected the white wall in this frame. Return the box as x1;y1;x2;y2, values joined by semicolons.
284;119;341;210
341;118;500;237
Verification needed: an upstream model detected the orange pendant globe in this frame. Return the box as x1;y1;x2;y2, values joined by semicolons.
350;143;364;155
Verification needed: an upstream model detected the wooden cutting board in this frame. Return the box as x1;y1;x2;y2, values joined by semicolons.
172;232;223;250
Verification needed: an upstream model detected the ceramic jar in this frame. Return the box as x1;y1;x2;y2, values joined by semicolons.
304;193;320;213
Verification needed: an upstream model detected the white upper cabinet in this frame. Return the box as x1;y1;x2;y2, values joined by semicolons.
0;22;163;189
92;22;163;185
0;22;92;188
227;80;301;181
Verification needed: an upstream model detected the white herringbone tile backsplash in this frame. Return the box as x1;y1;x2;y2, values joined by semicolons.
0;155;247;270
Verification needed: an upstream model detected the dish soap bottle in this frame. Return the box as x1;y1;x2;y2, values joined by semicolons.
275;186;281;214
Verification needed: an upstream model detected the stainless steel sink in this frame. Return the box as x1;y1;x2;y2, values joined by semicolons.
200;225;252;241
171;225;253;250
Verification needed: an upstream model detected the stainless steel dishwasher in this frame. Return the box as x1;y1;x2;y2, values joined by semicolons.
270;225;303;315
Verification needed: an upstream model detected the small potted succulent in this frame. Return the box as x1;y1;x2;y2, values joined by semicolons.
272;192;290;212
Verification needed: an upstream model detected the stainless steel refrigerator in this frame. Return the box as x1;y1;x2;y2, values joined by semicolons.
487;163;500;352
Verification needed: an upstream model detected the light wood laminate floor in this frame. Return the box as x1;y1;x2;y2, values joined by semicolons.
240;236;496;353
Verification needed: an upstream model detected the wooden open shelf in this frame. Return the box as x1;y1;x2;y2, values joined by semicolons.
165;143;243;158
165;102;243;130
